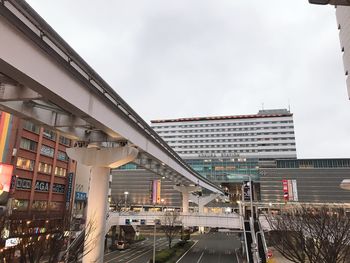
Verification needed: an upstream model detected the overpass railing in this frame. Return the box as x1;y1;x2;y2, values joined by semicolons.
106;211;242;233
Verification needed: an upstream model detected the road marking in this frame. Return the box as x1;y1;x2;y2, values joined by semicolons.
196;251;205;263
175;240;199;263
124;240;169;263
235;249;240;263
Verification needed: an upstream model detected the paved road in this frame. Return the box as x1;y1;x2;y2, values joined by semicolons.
103;237;169;263
177;232;241;263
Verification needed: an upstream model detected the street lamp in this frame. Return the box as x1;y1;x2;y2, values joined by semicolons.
153;219;160;263
124;191;129;209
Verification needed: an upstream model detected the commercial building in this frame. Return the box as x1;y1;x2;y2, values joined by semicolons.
336;6;350;99
149;109;297;203
260;158;350;203
111;166;182;211
0;109;76;244
110;109;297;209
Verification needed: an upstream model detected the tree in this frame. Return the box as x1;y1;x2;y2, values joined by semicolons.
266;205;350;263
161;211;181;248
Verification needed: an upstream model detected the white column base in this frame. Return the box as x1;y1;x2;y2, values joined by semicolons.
82;166;109;263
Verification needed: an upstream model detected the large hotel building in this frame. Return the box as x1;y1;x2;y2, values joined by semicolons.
110;109;296;209
150;109;297;202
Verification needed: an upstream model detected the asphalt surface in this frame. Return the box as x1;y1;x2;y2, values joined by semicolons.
104;232;241;263
103;237;169;263
177;232;241;263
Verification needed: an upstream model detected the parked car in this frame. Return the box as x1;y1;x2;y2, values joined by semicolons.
116;241;130;250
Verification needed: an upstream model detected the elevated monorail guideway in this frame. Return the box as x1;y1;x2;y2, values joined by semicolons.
0;1;223;262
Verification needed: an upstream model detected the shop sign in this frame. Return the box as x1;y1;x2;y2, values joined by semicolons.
0;164;13;204
34;227;46;234
282;179;298;202
243;181;253;201
53;183;65;194
5;238;19;247
35;180;49;192
75;191;87;201
66;172;74;208
16;178;32;190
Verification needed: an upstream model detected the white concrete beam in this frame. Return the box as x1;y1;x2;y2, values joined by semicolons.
0;82;42;101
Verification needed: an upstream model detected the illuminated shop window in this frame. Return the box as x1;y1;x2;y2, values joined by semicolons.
12;199;29;211
38;162;52;174
32;200;47;211
16;157;34;171
55;167;67;177
50;201;63;211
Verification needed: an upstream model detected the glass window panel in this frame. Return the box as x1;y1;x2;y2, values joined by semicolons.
40;145;54;157
16;157;34;171
38;162;52;174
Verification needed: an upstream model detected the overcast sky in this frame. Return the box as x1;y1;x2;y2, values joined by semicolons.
26;0;350;158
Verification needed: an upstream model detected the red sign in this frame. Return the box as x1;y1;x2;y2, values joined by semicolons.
0;163;14;193
282;179;289;201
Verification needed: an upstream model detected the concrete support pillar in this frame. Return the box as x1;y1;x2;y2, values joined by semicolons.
66;146;138;263
84;166;109;261
190;193;220;213
189;193;220;234
173;185;201;213
182;191;189;213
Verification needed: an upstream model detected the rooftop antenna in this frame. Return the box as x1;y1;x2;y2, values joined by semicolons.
288;99;291;112
261;103;264;110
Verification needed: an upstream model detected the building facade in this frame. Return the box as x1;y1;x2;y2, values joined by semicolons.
260;159;350;203
151;109;297;202
111;165;182;211
151;109;296;160
0;110;76;249
336;6;350;99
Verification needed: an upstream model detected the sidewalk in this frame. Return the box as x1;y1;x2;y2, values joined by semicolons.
267;248;292;263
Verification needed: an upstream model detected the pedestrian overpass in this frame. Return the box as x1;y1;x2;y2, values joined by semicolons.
0;1;223;262
106;212;243;234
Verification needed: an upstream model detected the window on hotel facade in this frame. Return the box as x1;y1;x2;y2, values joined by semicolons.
16;157;34;171
20;138;37;151
23;121;40;134
43;128;56;141
57;151;68;161
55;167;67;177
38;162;52;174
40;145;55;157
